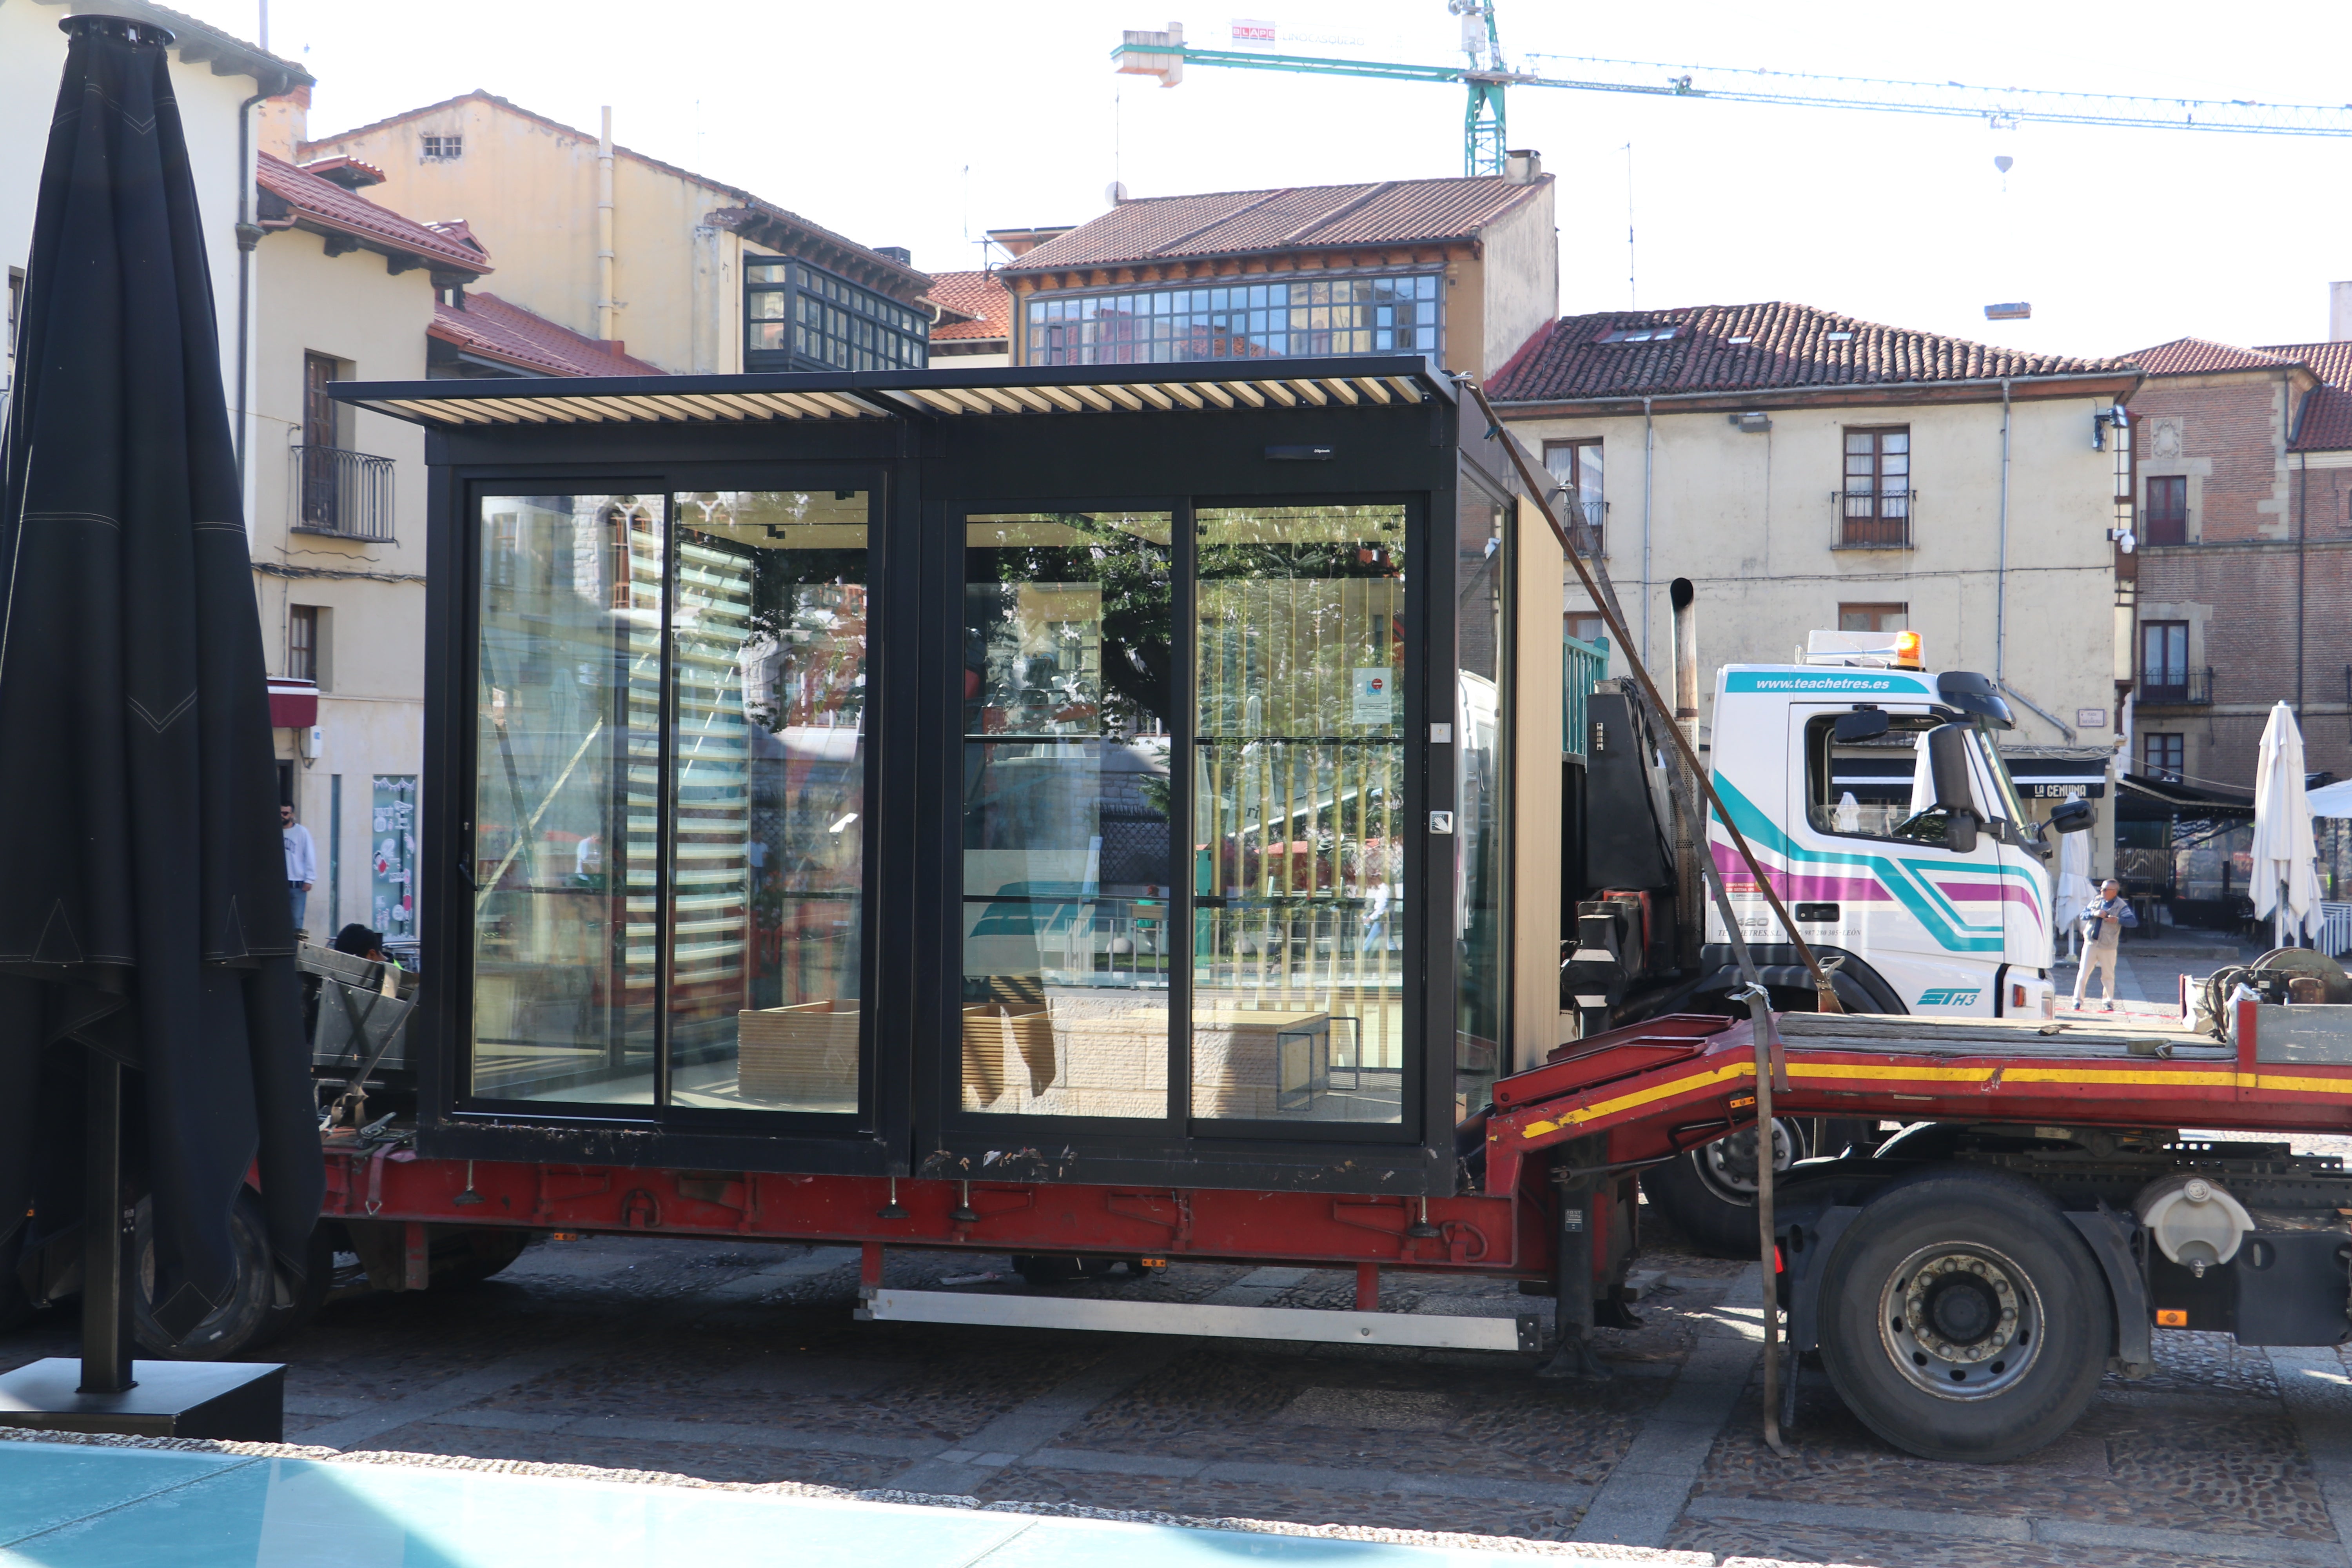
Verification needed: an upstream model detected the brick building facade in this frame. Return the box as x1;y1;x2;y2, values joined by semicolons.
2123;337;2352;792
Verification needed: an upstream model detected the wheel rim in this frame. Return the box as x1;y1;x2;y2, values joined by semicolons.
1690;1119;1797;1203
1876;1241;2043;1401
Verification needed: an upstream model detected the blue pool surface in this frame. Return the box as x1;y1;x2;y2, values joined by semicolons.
0;1441;1615;1566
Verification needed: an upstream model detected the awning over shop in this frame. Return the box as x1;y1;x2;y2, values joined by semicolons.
267;677;317;728
332;358;1453;431
1830;753;2108;801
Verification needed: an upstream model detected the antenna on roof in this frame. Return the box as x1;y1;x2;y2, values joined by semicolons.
1622;142;1637;310
1105;181;1130;206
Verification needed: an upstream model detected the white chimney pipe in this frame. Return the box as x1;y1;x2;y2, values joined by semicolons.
597;107;617;342
2331;281;2352;344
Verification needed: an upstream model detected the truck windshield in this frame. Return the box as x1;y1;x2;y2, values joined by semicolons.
1969;726;2030;828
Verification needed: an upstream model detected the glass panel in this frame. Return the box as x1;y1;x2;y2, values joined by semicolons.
963;512;1174;1118
667;492;871;1113
470;494;663;1104
1193;505;1408;1123
1455;489;1506;1120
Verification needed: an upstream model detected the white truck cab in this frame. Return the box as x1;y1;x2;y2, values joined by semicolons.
1707;630;2068;1020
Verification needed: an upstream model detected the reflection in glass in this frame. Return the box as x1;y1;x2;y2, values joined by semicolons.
1194;505;1407;1122
470;494;663;1103
963;513;1172;1117
1456;488;1506;1119
669;493;870;1112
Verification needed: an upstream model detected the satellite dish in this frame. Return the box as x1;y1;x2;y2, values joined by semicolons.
1105;181;1130;205
1993;154;2014;174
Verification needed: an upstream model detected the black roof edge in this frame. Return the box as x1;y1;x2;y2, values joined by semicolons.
329;354;1458;421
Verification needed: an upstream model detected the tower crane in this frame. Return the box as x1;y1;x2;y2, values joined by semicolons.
1114;11;2352;177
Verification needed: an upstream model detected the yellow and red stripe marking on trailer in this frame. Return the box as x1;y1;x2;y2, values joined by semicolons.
1481;1011;2352;1194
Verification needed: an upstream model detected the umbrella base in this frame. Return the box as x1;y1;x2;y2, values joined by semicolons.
0;1358;283;1442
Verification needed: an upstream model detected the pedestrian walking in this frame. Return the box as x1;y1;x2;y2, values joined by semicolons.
283;802;316;937
2072;878;2135;1011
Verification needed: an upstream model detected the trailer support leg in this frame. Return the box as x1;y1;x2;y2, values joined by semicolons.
403;1222;428;1292
861;1241;884;1290
1355;1262;1379;1312
1539;1159;1609;1380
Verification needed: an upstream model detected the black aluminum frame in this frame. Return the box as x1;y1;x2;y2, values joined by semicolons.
377;358;1523;1195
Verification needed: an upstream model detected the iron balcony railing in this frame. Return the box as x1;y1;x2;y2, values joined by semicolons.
1833;488;1915;549
1569;498;1605;558
2138;667;2214;706
291;444;395;541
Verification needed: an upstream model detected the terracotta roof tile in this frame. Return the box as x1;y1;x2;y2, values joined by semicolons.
2263;341;2352;450
1489;302;2130;404
2120;337;2293;376
924;270;1011;343
256;152;488;275
429;293;662;377
1005;174;1550;272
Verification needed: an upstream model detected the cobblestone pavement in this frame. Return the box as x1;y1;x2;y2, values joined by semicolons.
13;1190;2352;1568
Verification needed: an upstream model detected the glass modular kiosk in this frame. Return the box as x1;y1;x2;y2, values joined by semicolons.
342;357;1569;1198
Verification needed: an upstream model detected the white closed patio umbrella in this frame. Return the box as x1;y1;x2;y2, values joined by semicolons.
2252;700;2324;947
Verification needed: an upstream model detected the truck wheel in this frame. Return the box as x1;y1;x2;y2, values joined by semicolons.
434;1228;530;1288
131;1189;276;1360
1641;1120;1798;1258
1817;1172;2107;1462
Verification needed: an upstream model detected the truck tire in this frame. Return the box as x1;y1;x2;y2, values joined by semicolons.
131;1189;277;1360
1641;1119;1799;1257
434;1227;530;1288
1642;1117;1878;1257
1816;1172;2108;1462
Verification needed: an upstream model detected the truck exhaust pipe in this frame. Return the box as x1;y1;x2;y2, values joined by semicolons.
1670;577;1699;744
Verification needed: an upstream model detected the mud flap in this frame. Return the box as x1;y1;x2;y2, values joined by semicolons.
1779;1204;1863;1431
2066;1207;2153;1379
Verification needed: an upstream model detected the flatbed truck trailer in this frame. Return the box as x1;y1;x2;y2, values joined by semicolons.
302;985;2352;1462
15;359;2348;1465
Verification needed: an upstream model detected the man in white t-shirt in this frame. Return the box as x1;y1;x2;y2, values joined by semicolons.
282;802;316;936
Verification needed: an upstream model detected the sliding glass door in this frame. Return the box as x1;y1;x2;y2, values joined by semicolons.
960;512;1174;1118
466;486;875;1120
947;498;1419;1136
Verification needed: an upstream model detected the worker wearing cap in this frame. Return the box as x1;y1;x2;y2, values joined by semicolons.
2073;878;2134;1011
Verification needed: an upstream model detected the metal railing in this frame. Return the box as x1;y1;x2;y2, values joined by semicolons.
1833;489;1915;549
1568;498;1605;558
2137;667;2213;706
291;444;395;541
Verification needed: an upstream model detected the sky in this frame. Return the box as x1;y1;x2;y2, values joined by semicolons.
170;0;2352;359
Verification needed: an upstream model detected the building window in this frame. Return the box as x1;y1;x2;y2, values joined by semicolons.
2144;474;2188;546
744;260;927;372
1023;272;1441;366
1838;603;1909;633
1543;439;1604;554
421;134;462;161
1566;612;1606;645
1598;325;1677;343
288;605;319;684
1840;426;1911;547
2143;732;2184;783
2140;620;2190;702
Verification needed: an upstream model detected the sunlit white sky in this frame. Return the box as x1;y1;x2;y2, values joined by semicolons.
168;0;2352;359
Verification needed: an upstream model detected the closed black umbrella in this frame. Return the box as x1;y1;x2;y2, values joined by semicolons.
0;16;321;1354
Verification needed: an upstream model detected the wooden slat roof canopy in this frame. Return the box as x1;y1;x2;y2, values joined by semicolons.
332;357;1454;429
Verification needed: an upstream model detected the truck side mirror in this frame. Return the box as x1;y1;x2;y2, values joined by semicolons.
1833;708;1891;744
2049;798;2094;834
1926;724;1982;853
